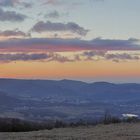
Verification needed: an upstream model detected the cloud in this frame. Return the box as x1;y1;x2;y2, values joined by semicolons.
0;53;49;62
105;53;140;62
31;21;89;36
0;0;32;8
43;0;64;6
45;10;60;18
89;38;140;49
82;50;140;62
45;0;58;5
0;38;139;52
0;51;140;63
48;53;74;63
43;0;83;8
89;0;104;2
0;53;74;63
82;50;106;60
20;2;32;8
45;10;69;19
0;29;30;38
83;50;106;57
0;8;26;22
43;0;103;8
0;0;20;7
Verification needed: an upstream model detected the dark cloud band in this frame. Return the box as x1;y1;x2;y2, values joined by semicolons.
0;38;139;52
0;51;139;63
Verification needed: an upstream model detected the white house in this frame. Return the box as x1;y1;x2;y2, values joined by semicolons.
122;114;139;119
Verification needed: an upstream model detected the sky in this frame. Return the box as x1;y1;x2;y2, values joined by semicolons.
0;0;140;82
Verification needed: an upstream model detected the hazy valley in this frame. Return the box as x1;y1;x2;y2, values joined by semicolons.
0;79;140;122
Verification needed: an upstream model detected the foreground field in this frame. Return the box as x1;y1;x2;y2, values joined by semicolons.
0;123;140;140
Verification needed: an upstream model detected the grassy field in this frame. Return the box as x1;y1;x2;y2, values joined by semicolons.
0;123;140;140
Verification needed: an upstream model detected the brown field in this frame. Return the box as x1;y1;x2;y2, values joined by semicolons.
0;123;140;140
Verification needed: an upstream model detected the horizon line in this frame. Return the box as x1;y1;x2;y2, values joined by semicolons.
0;77;140;84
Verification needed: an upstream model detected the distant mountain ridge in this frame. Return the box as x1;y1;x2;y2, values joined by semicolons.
1;78;140;121
0;78;140;102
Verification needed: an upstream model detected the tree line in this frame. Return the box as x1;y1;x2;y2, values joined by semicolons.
0;112;139;132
